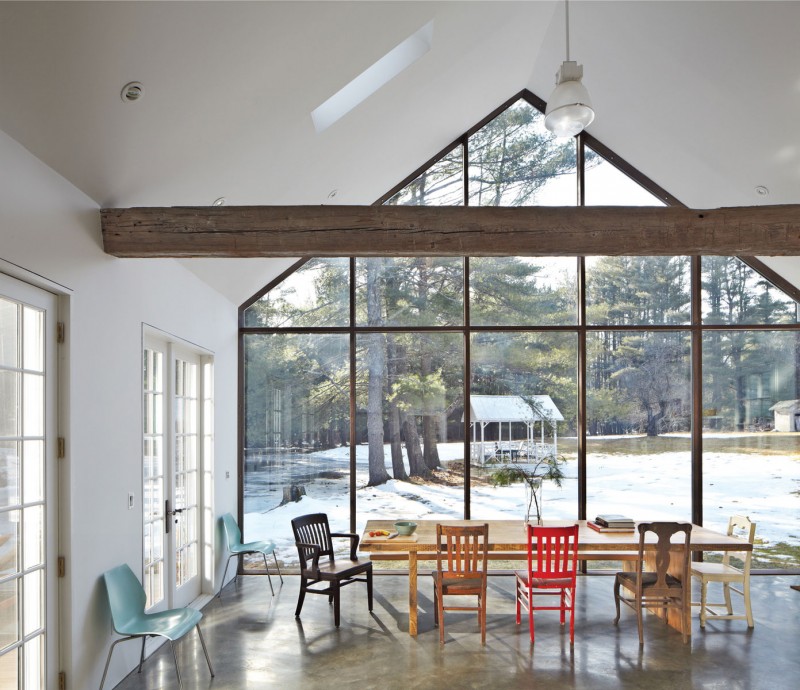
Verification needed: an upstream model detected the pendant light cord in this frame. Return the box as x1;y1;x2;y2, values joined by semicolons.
565;0;571;61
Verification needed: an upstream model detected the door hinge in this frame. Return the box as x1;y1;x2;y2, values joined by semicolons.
57;437;66;459
58;556;66;578
57;321;65;344
59;671;66;690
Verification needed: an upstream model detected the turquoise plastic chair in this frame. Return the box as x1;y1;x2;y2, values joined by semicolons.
99;564;214;690
218;512;283;598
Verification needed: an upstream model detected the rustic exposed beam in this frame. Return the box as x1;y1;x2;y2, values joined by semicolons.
101;204;800;257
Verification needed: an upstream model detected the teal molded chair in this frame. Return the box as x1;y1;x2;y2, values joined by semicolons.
218;512;283;598
100;564;214;690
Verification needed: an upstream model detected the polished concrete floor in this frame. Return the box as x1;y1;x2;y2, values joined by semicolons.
113;573;800;690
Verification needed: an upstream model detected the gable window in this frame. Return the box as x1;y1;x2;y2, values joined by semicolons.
239;93;800;573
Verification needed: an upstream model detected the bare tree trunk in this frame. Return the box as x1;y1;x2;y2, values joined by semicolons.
366;262;390;486
386;334;408;480
401;411;427;477
423;415;441;471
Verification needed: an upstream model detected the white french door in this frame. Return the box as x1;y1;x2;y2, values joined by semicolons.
0;273;58;690
143;333;212;612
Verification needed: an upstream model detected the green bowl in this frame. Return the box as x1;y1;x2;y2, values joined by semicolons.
394;521;417;536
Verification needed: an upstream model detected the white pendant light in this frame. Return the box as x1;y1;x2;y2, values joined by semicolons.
545;0;594;137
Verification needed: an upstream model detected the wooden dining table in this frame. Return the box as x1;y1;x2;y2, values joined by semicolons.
360;518;752;637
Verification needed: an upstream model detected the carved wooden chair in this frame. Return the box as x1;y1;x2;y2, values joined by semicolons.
291;513;373;627
516;524;579;644
613;521;692;645
431;523;489;645
691;515;755;627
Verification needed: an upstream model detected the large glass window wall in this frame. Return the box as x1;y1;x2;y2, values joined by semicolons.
240;95;800;571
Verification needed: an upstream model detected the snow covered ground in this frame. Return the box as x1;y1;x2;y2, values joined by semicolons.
244;436;800;567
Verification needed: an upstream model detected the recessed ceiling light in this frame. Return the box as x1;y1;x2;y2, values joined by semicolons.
755;185;769;197
121;81;144;103
212;197;226;206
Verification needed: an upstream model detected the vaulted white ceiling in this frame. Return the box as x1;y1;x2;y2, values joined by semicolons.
1;1;798;302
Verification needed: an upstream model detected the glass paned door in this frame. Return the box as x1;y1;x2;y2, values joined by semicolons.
143;337;206;612
171;353;200;605
0;274;57;690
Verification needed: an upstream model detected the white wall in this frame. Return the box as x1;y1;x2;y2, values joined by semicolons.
0;129;240;688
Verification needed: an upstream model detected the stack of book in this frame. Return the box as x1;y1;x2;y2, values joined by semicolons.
589;514;635;532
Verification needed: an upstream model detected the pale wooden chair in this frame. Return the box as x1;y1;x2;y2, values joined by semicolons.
431;523;489;645
691;515;755;627
613;521;692;645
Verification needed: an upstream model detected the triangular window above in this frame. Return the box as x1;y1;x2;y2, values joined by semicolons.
702;257;799;325
243;258;350;328
385;147;463;206
584;145;666;207
468;99;576;207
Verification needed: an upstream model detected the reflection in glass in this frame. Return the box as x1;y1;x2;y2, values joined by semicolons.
586;331;691;523
1;440;20;506
22;441;43;504
243;333;351;562
0;370;19;438
470;257;577;326
23;635;43;690
22;569;42;637
586;256;690;325
0;510;19;578
355;258;463;327
702;330;800;568
702;256;799;325
22;374;43;438
23;506;43;570
0;298;18;369
243;258;350;328
0;577;19;651
584;146;666;206
22;307;44;374
471;332;578;520
468;99;577;207
385;147;464;206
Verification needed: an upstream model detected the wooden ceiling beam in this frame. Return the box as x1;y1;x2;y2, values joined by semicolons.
100;204;800;257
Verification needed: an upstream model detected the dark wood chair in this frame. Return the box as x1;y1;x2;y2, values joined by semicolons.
516;524;579;644
290;513;373;627
613;521;692;645
431;523;489;645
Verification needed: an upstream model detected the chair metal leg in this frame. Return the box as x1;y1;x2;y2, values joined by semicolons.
170;640;183;690
273;551;284;583
196;623;215;677
217;554;235;598
261;553;275;595
138;636;146;672
367;568;373;611
99;636;137;690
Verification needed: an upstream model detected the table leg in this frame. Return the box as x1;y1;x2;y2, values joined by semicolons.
409;551;418;636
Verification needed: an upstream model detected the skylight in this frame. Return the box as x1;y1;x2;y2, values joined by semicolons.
311;20;434;133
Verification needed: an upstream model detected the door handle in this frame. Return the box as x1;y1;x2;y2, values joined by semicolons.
165;500;185;533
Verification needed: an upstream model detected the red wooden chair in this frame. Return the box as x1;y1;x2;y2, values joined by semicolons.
515;524;579;644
